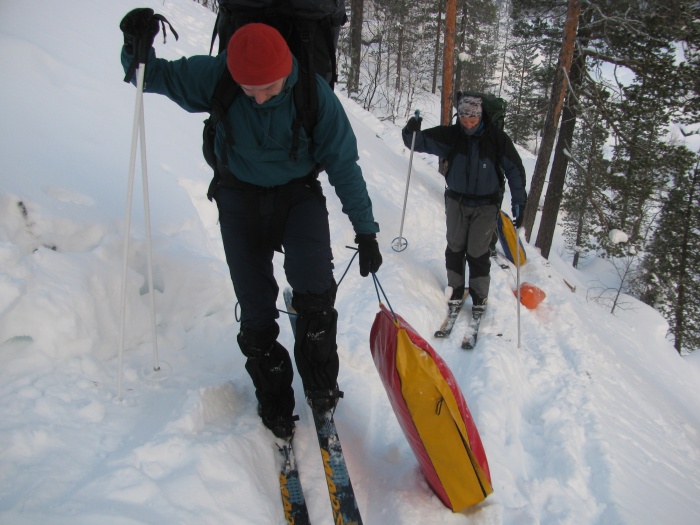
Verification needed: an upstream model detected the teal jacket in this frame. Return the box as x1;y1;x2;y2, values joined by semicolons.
121;48;379;235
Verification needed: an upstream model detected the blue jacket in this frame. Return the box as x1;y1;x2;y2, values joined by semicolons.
121;48;379;235
402;120;527;208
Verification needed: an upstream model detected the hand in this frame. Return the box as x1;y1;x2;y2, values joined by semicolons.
355;234;382;277
120;8;161;59
406;116;422;134
512;203;524;229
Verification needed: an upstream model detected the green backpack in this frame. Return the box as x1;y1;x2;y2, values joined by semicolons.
440;91;508;177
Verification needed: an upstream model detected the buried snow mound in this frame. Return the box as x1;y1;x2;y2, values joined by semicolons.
369;304;493;511
497;210;527;266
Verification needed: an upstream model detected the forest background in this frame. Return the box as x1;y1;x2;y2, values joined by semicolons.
195;0;700;355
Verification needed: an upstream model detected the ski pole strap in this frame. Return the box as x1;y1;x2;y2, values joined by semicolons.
153;14;178;46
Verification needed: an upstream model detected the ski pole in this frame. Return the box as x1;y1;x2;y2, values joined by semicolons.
116;16;178;399
392;109;421;252
138;82;160;375
118;63;159;400
516;225;522;349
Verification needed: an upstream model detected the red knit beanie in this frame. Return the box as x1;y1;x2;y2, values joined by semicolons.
227;23;292;86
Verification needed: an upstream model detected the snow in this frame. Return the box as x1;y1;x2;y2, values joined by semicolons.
1;1;700;524
608;229;629;245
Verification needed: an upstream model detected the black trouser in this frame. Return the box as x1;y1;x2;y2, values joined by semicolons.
237;325;295;420
292;285;339;395
215;183;337;418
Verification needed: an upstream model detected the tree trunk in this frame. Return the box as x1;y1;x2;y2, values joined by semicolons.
396;24;404;91
498;0;511;98
572;214;583;268
535;33;586;259
536;98;577;258
441;0;457;126
673;157;700;354
522;0;581;242
347;0;364;96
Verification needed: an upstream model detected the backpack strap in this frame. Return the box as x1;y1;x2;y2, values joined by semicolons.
211;70;239;144
209;10;221;55
440;120;461;176
314;15;339;88
205;70;240;201
290;19;319;161
291;73;317;161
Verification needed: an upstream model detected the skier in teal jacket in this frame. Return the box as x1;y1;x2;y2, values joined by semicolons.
120;10;382;439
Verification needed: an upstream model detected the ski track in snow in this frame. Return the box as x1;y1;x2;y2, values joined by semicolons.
432;257;605;524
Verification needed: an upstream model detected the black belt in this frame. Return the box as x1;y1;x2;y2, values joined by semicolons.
445;188;500;205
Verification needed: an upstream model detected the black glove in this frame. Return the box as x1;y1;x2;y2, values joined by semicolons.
512;203;524;229
120;9;178;83
355;234;383;277
120;8;161;59
406;116;422;134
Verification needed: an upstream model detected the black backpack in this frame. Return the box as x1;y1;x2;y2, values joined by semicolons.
210;0;346;87
204;0;346;200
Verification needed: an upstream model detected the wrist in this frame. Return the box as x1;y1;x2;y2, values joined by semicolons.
355;233;376;244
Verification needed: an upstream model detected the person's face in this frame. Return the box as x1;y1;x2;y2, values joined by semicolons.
240;77;287;104
459;114;480;130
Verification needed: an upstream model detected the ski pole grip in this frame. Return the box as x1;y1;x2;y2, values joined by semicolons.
135;38;150;65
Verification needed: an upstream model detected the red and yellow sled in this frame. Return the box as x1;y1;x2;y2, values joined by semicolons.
369;305;493;511
497;210;527;267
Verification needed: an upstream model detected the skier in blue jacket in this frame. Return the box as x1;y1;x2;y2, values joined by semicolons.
120;10;382;439
402;94;527;318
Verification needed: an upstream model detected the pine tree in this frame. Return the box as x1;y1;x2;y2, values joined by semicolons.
512;0;698;255
638;149;700;354
454;0;500;93
504;34;540;147
603;79;676;245
560;109;609;268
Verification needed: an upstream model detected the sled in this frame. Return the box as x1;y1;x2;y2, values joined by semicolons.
497;210;526;266
369;304;493;511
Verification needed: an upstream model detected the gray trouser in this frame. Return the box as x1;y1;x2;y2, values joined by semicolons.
444;196;498;302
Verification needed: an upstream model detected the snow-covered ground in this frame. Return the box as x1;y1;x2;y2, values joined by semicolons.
1;1;699;523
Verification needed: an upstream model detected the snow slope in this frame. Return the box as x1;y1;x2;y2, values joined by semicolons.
1;1;699;523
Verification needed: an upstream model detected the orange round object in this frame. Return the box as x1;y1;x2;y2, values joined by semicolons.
515;282;546;309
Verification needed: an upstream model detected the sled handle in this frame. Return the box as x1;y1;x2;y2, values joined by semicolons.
372;274;397;323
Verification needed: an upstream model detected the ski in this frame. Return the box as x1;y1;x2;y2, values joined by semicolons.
282;288;363;524
283;288;298;337
275;439;311;525
461;313;483;350
311;409;363;524
434;291;468;338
